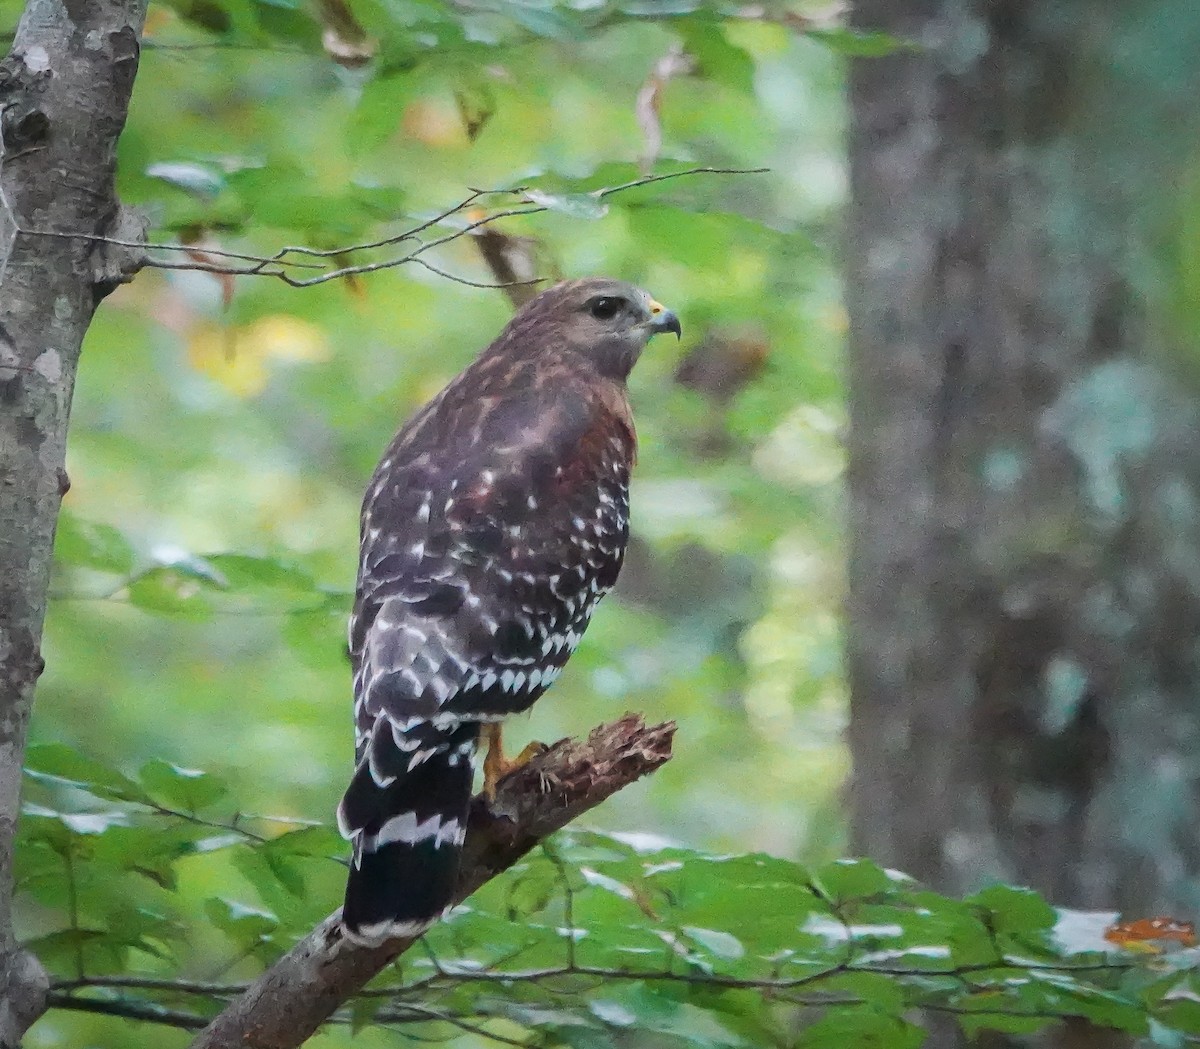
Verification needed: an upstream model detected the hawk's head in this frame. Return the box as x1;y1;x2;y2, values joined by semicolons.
498;277;681;381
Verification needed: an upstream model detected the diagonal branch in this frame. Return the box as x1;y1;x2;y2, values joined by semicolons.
188;714;675;1049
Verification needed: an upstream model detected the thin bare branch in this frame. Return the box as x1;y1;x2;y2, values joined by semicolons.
368;1004;535;1046
7;228;322;269
267;188;495;259
49;952;1133;1004
406;256;543;291
52;976;247;996
11;167;768;290
46;991;209;1030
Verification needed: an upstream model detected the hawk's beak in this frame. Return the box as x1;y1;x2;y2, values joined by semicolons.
647;299;682;340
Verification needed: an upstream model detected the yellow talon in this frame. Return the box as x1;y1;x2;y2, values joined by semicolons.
480;724;546;802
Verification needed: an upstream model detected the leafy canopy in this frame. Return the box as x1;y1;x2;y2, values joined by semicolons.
25;746;1200;1046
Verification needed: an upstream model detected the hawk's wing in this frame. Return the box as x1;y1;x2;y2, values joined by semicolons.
349;364;633;754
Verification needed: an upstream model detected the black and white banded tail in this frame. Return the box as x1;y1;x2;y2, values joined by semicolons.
337;721;476;943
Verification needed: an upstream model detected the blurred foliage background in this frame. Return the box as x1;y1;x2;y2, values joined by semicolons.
1;0;861;1044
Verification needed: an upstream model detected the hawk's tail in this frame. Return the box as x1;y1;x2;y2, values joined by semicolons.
337;721;477;944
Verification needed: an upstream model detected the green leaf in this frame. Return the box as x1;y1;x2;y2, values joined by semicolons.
796;1007;926;1049
205;896;279;947
22;803;130;839
1026;970;1147;1032
678;19;755;94
22;928;122;974
202;554;313;589
125;565;219;618
24;743;151;805
228;826;342;932
282;597;350;670
349;73;411;155
54;512;135;575
805;28;913;57
157;0;236;35
525;189;609;219
682;925;745;961
95;827;198;889
146;161;226;198
138;759;228;812
956;1010;1054;1039
504;3;582;40
810;858;894;902
625;206;788;266
967;884;1056;935
818;972;906;1014
222;165;404;238
257;825;344;859
348;994;386;1034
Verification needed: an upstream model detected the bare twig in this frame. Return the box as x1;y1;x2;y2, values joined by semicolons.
369;1003;535;1046
46;991;210;1029
542;841;577;969
53;976;248;995
47;953;1135;1004
10;167;767;290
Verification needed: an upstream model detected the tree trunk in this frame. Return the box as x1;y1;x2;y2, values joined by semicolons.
0;0;145;1040
846;0;1200;1036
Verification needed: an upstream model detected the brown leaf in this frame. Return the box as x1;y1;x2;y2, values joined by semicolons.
318;0;376;68
636;44;695;173
467;207;551;309
454;85;496;142
332;252;365;299
182;242;236;312
1104;916;1197;950
675;330;769;404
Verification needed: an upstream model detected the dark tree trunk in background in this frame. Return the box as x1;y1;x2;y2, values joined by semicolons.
847;2;1200;1041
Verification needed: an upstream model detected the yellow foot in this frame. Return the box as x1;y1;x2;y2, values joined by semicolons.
480;724;548;802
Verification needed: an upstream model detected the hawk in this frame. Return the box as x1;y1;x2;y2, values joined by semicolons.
337;277;681;944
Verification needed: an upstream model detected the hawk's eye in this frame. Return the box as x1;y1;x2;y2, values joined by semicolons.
589;296;625;321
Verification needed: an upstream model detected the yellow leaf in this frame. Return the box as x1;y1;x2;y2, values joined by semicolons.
246;316;330;363
403;98;468;148
186;316;328;397
187;325;267;397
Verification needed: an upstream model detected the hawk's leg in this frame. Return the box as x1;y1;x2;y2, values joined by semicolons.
480;723;547;801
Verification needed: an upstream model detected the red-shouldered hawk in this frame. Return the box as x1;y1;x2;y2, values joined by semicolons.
337;278;680;943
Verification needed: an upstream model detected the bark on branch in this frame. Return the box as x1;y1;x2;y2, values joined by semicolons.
0;0;145;1041
190;714;675;1049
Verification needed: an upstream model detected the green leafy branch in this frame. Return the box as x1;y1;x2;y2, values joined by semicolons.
45;952;1144;1024
22;732;1200;1048
35;895;1198;1046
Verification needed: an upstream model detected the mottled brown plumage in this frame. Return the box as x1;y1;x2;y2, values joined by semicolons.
338;278;680;943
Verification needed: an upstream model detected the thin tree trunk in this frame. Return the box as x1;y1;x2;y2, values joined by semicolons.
0;0;145;1039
